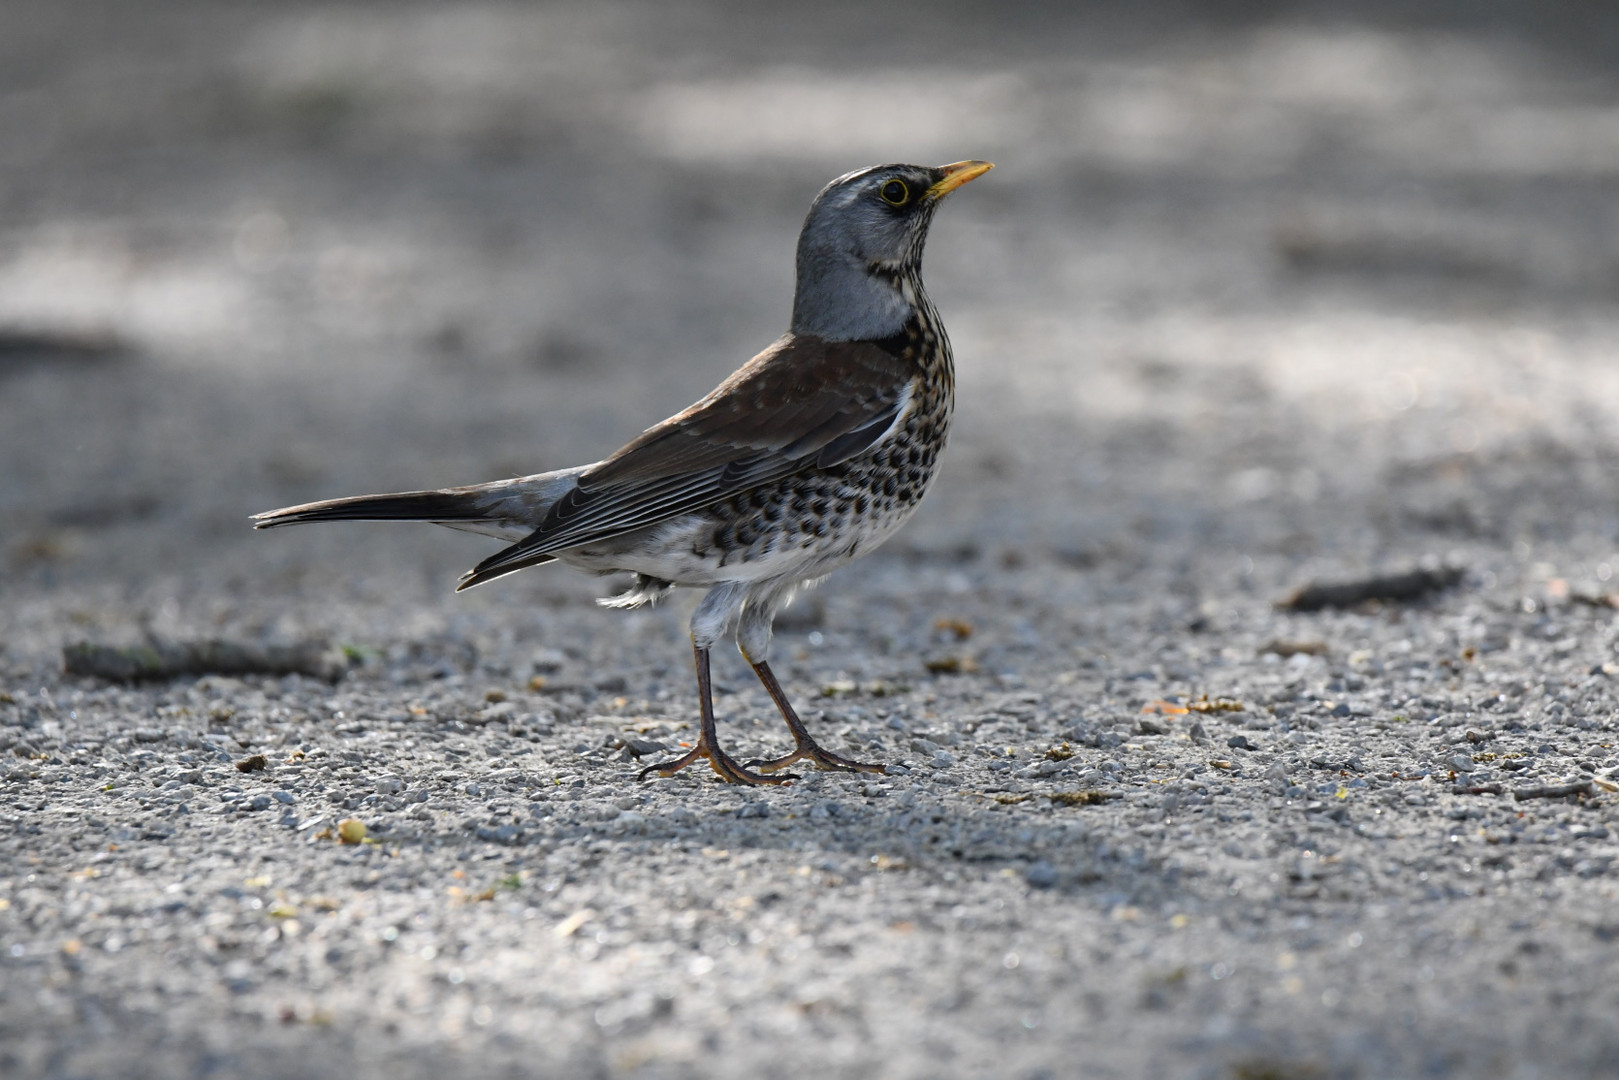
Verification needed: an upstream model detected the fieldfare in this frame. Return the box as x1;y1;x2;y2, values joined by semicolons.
254;159;993;785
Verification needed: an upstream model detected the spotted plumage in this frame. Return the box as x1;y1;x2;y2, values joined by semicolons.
254;160;992;785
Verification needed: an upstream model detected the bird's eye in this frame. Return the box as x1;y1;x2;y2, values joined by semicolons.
879;179;910;206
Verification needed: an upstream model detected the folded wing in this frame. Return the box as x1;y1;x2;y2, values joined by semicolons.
457;334;915;590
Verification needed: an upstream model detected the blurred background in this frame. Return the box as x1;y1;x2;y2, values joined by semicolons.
3;0;1619;660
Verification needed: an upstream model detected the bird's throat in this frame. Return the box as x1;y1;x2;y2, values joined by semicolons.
790;253;916;343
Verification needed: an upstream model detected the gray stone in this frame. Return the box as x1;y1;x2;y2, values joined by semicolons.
1025;861;1058;889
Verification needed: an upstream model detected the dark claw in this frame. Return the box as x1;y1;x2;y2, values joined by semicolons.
745;748;887;775
640;749;793;786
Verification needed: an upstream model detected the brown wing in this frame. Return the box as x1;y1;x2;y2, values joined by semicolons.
457;333;914;589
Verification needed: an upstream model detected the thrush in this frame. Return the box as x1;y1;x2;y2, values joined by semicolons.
254;159;993;785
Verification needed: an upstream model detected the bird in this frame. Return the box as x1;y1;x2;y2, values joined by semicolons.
253;159;993;785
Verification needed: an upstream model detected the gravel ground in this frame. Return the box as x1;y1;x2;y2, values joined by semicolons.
4;3;1619;1078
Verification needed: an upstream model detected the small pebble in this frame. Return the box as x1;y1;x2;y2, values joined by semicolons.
620;737;668;757
1025;861;1058;888
1016;759;1067;779
531;647;566;674
477;702;517;724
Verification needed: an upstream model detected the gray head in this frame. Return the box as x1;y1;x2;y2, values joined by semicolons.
790;160;993;342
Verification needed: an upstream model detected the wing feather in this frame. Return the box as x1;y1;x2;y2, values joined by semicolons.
457;334;913;588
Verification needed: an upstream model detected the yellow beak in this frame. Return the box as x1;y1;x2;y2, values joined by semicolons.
926;160;995;200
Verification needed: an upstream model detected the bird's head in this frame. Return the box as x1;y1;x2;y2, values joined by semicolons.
791;160;992;342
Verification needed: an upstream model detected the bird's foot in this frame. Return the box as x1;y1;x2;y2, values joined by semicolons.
746;740;888;776
639;738;796;786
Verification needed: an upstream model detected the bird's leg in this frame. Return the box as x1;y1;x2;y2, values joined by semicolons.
639;641;793;786
743;657;888;775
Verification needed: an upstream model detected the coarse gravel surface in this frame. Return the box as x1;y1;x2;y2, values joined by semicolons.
4;3;1619;1078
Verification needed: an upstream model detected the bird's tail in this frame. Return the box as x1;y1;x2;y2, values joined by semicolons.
252;467;588;546
252;488;490;529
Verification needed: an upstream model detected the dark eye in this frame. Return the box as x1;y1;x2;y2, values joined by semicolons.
879;179;910;206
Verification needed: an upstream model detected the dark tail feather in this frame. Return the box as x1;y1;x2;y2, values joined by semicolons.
455;545;557;592
253;489;488;529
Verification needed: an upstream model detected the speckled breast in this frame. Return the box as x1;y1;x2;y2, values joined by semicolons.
698;303;955;575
